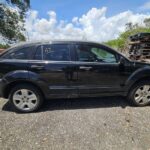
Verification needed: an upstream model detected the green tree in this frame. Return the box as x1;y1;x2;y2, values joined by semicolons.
144;18;150;27
125;22;133;31
6;0;30;17
0;0;30;44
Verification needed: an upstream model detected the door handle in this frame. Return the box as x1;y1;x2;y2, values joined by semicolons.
31;65;45;70
79;66;92;71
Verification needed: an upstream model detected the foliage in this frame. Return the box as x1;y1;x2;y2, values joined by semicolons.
105;38;124;50
144;18;150;27
6;0;30;17
0;44;9;49
105;19;150;51
0;0;30;44
0;4;25;43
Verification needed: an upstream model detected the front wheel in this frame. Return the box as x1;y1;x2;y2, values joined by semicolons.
128;81;150;106
9;84;43;113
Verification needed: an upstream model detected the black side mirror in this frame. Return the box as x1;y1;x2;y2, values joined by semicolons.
119;57;125;65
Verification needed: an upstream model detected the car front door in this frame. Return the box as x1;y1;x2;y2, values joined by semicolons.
28;43;78;98
74;43;128;96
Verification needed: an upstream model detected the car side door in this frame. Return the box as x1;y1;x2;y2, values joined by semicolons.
28;43;78;98
74;43;129;96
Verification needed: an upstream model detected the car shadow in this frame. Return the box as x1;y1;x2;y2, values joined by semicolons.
2;96;130;113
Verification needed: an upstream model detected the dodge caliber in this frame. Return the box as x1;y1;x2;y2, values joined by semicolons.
0;41;150;112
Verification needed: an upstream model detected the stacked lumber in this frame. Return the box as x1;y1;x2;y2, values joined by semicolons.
129;33;150;60
0;49;5;54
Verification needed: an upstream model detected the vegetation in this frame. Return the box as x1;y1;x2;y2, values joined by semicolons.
0;44;9;49
105;19;150;52
0;0;30;45
0;2;150;50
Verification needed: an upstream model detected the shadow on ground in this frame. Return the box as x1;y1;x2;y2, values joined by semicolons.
2;96;130;113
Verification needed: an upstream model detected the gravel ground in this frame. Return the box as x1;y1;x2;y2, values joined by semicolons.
0;97;150;150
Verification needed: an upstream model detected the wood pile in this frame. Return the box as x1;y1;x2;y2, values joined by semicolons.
129;33;150;61
0;49;5;54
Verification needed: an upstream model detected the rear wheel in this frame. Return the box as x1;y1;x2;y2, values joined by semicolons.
128;81;150;106
9;84;43;113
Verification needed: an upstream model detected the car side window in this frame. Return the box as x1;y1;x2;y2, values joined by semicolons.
76;44;117;63
1;47;35;60
34;46;42;60
34;44;71;61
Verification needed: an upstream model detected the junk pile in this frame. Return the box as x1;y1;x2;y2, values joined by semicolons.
0;49;5;54
129;33;150;61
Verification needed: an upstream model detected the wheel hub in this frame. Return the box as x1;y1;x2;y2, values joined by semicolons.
13;89;38;111
134;85;150;105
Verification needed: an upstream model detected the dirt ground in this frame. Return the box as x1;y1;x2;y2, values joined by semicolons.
0;97;150;150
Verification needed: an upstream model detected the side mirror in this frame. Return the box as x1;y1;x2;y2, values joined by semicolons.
119;57;125;65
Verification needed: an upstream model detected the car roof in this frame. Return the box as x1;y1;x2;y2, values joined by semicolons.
3;40;104;52
8;40;115;52
1;40;130;62
10;40;105;47
5;40;121;55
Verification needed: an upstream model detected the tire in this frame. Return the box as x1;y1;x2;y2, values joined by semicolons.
128;80;150;106
9;84;43;113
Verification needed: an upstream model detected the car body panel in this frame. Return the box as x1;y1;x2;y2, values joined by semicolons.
27;60;78;98
0;41;150;99
125;64;150;90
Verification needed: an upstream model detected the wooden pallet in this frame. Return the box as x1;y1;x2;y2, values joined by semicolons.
129;41;150;45
129;49;150;52
129;41;141;45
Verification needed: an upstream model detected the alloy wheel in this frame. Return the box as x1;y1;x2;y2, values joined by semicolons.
12;89;38;111
134;85;150;105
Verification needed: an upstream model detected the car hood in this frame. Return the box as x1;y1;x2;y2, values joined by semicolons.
132;60;150;68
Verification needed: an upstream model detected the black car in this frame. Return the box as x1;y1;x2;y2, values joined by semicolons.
0;41;150;113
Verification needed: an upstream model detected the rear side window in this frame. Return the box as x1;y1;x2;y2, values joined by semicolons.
34;44;71;61
0;46;35;60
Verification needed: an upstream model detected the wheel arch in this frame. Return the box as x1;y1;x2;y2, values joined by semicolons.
127;76;150;96
125;67;150;92
3;80;45;99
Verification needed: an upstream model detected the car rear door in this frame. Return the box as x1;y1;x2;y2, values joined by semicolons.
28;43;78;98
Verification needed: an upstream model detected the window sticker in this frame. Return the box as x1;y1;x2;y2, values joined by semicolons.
44;47;52;54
